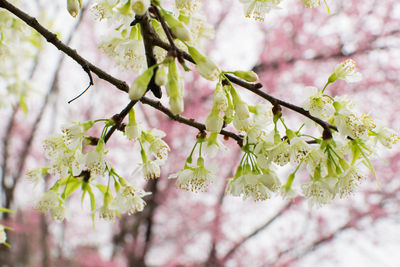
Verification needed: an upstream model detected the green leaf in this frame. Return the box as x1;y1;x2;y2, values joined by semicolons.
96;184;108;195
64;179;82;198
360;149;380;190
19;94;28;114
86;184;96;228
0;208;15;213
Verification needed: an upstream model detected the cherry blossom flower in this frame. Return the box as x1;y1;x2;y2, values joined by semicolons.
111;186;150;215
301;0;320;8
169;157;216;192
239;0;282;21
0;226;6;244
334;59;362;83
302;86;335;120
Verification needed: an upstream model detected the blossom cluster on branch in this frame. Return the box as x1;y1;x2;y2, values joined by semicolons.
0;0;398;225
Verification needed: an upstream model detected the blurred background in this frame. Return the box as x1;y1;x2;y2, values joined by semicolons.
1;0;400;266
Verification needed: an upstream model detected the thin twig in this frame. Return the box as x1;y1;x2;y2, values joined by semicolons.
140;97;242;144
104;100;138;143
221;201;295;263
0;0;332;145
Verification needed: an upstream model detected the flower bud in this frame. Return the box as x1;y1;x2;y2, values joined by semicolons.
67;0;81;18
213;83;228;112
155;66;167;86
129;66;156;100
206;108;223;133
166;59;183;97
125;108;141;140
232;70;259;82
132;0;151;15
187;45;220;81
169;95;184;115
161;10;192;42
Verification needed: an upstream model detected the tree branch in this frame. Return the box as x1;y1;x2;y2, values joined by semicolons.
0;0;130;93
140;97;242;143
221;201;295;263
0;0;242;145
152;37;337;135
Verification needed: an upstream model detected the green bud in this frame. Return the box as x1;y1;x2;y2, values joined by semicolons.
67;0;80;18
169;95;184;115
232;70;259;82
155;66;167;86
132;0;151;15
327;72;338;84
160;9;192;42
128;108;137;126
129;66;156;100
166;60;182;98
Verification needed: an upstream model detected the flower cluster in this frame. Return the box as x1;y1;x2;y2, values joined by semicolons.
21;0;397;226
172;57;398;207
238;0;329;21
92;0;214;76
27;114;170;222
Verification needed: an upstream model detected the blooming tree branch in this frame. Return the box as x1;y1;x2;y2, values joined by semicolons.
1;0;398;229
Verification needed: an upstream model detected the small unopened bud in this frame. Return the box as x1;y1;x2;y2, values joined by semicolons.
232;70;259;82
187;45;220;81
169;96;184;115
67;0;81;18
132;0;151;15
155;66;167;86
129;66;156;100
161;10;192;42
206;108;223;133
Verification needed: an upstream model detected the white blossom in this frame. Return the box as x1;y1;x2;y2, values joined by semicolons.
85;149;108;176
169;158;216;192
142;160;161;180
289;137;312;165
99;204;115;221
111;186;150;215
302;86;335;120
0;226;6;244
269;141;291;166
61;123;86;149
336;165;365;198
376;127;399;149
334;59;362;83
26;168;45;186
149;137;170;161
35;190;60;214
50;204;66;222
301;0;320;8
175;0;200;11
302;178;335;207
226;172;272;201
335;112;375;140
239;0;282;21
